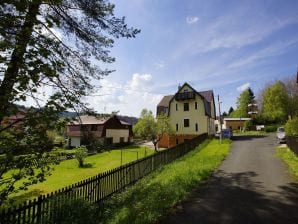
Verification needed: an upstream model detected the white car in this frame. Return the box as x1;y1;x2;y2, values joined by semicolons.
276;127;286;143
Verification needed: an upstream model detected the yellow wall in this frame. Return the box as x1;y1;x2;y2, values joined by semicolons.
106;129;130;143
169;86;208;135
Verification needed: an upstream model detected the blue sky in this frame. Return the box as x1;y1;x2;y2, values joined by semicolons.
85;0;298;117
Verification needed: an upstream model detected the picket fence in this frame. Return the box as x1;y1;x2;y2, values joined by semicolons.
0;133;207;224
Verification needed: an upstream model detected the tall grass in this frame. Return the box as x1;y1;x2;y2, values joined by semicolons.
101;139;231;224
276;146;298;178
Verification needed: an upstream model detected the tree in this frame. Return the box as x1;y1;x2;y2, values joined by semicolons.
0;0;139;205
228;107;234;115
231;88;255;118
222;111;228;117
74;146;88;167
283;75;298;119
133;109;173;152
261;81;289;123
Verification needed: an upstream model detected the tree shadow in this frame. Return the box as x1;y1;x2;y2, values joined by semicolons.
159;170;298;224
81;163;94;168
232;135;267;141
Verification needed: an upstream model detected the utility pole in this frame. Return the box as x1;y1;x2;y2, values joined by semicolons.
218;95;222;144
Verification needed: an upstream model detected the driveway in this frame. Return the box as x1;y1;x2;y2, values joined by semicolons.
159;134;298;224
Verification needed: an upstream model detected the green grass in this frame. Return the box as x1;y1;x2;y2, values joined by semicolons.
101;139;231;224
7;146;154;205
276;146;298;179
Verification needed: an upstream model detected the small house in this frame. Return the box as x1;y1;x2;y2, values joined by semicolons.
66;115;133;147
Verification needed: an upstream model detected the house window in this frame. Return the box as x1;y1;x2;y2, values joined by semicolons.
195;102;198;110
120;137;124;143
164;107;168;114
176;123;178;131
184;119;189;127
176;103;178;111
184;103;189;111
195;123;198;132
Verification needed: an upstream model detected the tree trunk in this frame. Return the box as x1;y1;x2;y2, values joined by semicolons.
0;1;41;122
153;140;158;152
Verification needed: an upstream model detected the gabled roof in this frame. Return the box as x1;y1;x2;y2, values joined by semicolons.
71;115;109;125
199;90;214;102
175;82;205;100
157;95;173;107
69;115;133;126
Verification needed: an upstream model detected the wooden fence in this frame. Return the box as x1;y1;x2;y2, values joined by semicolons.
0;133;207;224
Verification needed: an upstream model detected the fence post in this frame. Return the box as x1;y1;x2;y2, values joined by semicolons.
36;195;43;224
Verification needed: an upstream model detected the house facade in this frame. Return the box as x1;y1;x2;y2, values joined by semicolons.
157;83;216;148
222;117;251;131
66;115;133;147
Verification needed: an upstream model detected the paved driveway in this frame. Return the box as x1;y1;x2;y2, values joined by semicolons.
159;134;298;224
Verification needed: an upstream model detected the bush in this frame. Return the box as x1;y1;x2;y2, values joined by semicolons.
44;197;99;224
285;117;298;136
265;124;280;132
74;146;88;167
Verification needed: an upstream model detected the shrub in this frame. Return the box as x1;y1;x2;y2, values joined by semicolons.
285;117;298;136
74;146;88;167
265;124;280;132
43;197;99;224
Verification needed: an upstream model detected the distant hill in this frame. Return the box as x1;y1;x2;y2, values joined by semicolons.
117;115;138;126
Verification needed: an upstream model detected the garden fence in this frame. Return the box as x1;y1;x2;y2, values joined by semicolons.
0;133;207;224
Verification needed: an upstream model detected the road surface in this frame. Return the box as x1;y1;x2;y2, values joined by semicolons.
159;134;298;224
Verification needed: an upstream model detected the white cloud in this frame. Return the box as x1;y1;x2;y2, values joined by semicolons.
127;73;153;91
86;74;162;117
186;16;199;24
153;61;165;70
237;82;250;92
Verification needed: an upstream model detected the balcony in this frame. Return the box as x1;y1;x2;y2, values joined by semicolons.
175;92;195;101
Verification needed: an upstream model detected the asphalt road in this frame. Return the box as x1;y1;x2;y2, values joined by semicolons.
159;134;298;224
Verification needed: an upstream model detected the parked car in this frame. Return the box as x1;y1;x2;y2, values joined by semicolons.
223;128;233;139
276;127;286;143
215;129;233;139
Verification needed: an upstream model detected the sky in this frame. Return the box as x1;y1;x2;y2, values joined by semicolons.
20;0;298;117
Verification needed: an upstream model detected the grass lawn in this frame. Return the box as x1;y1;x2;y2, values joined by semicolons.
276;146;298;179
101;139;231;224
7;146;154;205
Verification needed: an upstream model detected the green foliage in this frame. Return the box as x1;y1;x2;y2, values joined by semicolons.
133;109;157;140
264;124;280;133
101;140;231;224
228;106;234;115
43;197;99;224
244;120;253;130
285;117;298;136
231;88;255;118
0;0;139;202
262;81;289;123
134;109;173;151
74;146;88;167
